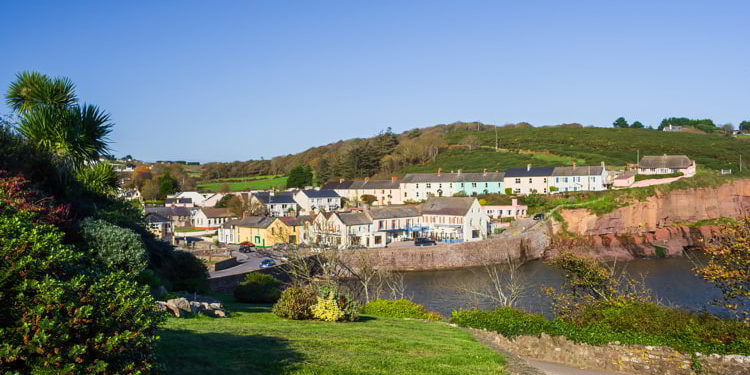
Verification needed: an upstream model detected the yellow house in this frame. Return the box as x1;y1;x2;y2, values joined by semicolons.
218;216;317;247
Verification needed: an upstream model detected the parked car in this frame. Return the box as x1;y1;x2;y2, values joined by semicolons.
533;213;545;221
259;259;276;268
414;237;437;246
238;245;253;253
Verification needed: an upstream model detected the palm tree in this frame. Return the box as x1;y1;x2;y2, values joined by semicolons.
6;71;116;193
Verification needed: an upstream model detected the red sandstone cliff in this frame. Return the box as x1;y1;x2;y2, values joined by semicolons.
551;179;750;259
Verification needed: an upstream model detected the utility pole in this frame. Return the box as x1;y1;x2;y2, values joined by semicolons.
741;154;743;173
637;150;640;166
495;128;498;151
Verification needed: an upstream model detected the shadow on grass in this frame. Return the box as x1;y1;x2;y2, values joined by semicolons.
158;329;303;375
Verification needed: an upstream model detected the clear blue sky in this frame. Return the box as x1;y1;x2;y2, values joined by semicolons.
2;1;748;162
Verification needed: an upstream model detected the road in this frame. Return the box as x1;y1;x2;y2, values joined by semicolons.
208;247;285;279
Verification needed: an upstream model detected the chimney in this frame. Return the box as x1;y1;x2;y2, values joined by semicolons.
483;168;487;176
391;176;397;183
527;164;531;171
457;169;462;176
437;168;442;176
511;198;518;207
269;191;275;197
339;178;344;183
572;161;577;169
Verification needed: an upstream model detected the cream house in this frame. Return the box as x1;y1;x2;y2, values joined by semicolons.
503;165;554;195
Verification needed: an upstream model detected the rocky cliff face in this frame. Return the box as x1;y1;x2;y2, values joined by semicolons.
552;179;750;259
560;179;750;236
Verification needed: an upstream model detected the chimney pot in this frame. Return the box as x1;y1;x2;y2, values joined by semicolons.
483;168;487;176
457;169;462;175
437;168;442;176
391;176;397;183
339;178;344;183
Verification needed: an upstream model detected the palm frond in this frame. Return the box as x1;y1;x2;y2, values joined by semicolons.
5;71;77;113
75;161;119;195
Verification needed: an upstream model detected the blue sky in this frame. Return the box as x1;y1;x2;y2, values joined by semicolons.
1;1;748;162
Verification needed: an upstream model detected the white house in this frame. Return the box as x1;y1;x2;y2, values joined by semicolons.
481;198;528;219
293;189;341;215
400;169;505;201
200;193;226;208
503;166;555;195
251;191;299;217
365;206;424;243
638;155;696;177
420;197;489;242
549;164;609;193
171;191;211;206
192;207;238;229
145;212;173;242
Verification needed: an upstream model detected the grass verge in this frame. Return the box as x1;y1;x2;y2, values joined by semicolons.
158;300;507;375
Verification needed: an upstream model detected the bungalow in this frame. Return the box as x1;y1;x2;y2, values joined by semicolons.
400;169;505;201
420;197;489;242
171;191;211;206
293;189;341;214
481;198;528;219
251;191;299;217
550;163;609;193
638;155;696;177
192;207;238;229
503;166;555;195
145;212;173;242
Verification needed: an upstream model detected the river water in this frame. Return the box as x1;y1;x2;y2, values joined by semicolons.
400;254;726;317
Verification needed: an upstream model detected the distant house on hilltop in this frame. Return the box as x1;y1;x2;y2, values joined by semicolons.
638;155;696;176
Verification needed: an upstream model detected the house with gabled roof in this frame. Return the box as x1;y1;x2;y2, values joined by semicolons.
251;191;299;217
192;207;239;229
550;163;609;193
400;169;505;201
638;155;696;177
145;212;173;242
420;197;489;242
503;165;555;195
293;189;341;214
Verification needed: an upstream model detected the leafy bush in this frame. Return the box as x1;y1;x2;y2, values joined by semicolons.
167;250;209;292
451;308;547;338
80;217;148;275
272;286;318;320
362;299;442;321
311;287;360;322
0;206;164;374
234;273;282;303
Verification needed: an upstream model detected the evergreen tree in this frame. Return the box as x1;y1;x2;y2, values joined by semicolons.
318;158;333;185
740;121;750;132
630;121;645;128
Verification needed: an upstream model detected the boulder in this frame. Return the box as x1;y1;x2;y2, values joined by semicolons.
167;297;193;316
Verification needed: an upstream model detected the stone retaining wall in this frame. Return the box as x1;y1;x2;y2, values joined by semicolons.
471;329;750;375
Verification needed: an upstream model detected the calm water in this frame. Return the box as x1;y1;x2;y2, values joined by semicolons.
401;255;726;317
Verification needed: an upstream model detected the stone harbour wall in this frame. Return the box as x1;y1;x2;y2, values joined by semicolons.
471;329;750;375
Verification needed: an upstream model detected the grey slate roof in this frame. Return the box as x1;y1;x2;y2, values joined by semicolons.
146;206;192;217
222;216;275;229
402;172;504;183
325;180;400;190
165;198;192;204
551;166;604;176
367;206;421;219
145;212;170;223
301;189;340;198
336;212;372;226
504;167;555;178
640;155;693;169
253;191;297;204
200;207;237;218
420;197;476;216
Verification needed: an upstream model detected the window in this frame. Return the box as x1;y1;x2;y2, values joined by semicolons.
426;183;431;188
416;192;419;197
514;188;521;194
416;184;419;188
485;183;488;187
404;192;407;197
472;182;477;188
564;177;568;183
472;230;480;238
515;178;521;184
528;178;532;183
543;178;547;184
498;182;501;187
461;183;464;187
556;177;559;183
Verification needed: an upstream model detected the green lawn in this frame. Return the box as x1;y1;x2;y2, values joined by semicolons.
158;302;506;375
174;228;212;233
198;176;289;192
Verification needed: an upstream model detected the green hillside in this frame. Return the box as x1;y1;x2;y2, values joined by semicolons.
198;175;288;192
439;126;749;172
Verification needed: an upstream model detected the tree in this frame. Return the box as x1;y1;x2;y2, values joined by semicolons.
630;121;645;129
158;174;180;197
288;165;314;188
318;158;333;185
141;179;161;200
721;123;734;134
695;218;750;321
219;183;231;193
612;117;629;128
7;72;112;169
360;194;377;206
215;193;235;208
740;121;750;133
75;162;119;195
462;135;481;151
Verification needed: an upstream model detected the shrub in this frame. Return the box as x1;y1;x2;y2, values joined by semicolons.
80;217;148;275
310;287;359;322
0;206;164;374
167;250;209;292
362;299;442;321
451;308;547;338
504;188;513;195
272;286;318;320
234;273;282;303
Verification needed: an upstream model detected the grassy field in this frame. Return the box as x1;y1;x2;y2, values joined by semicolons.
198;176;288;192
203;175;279;183
400;147;582;174
158;301;506;375
440;126;750;172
